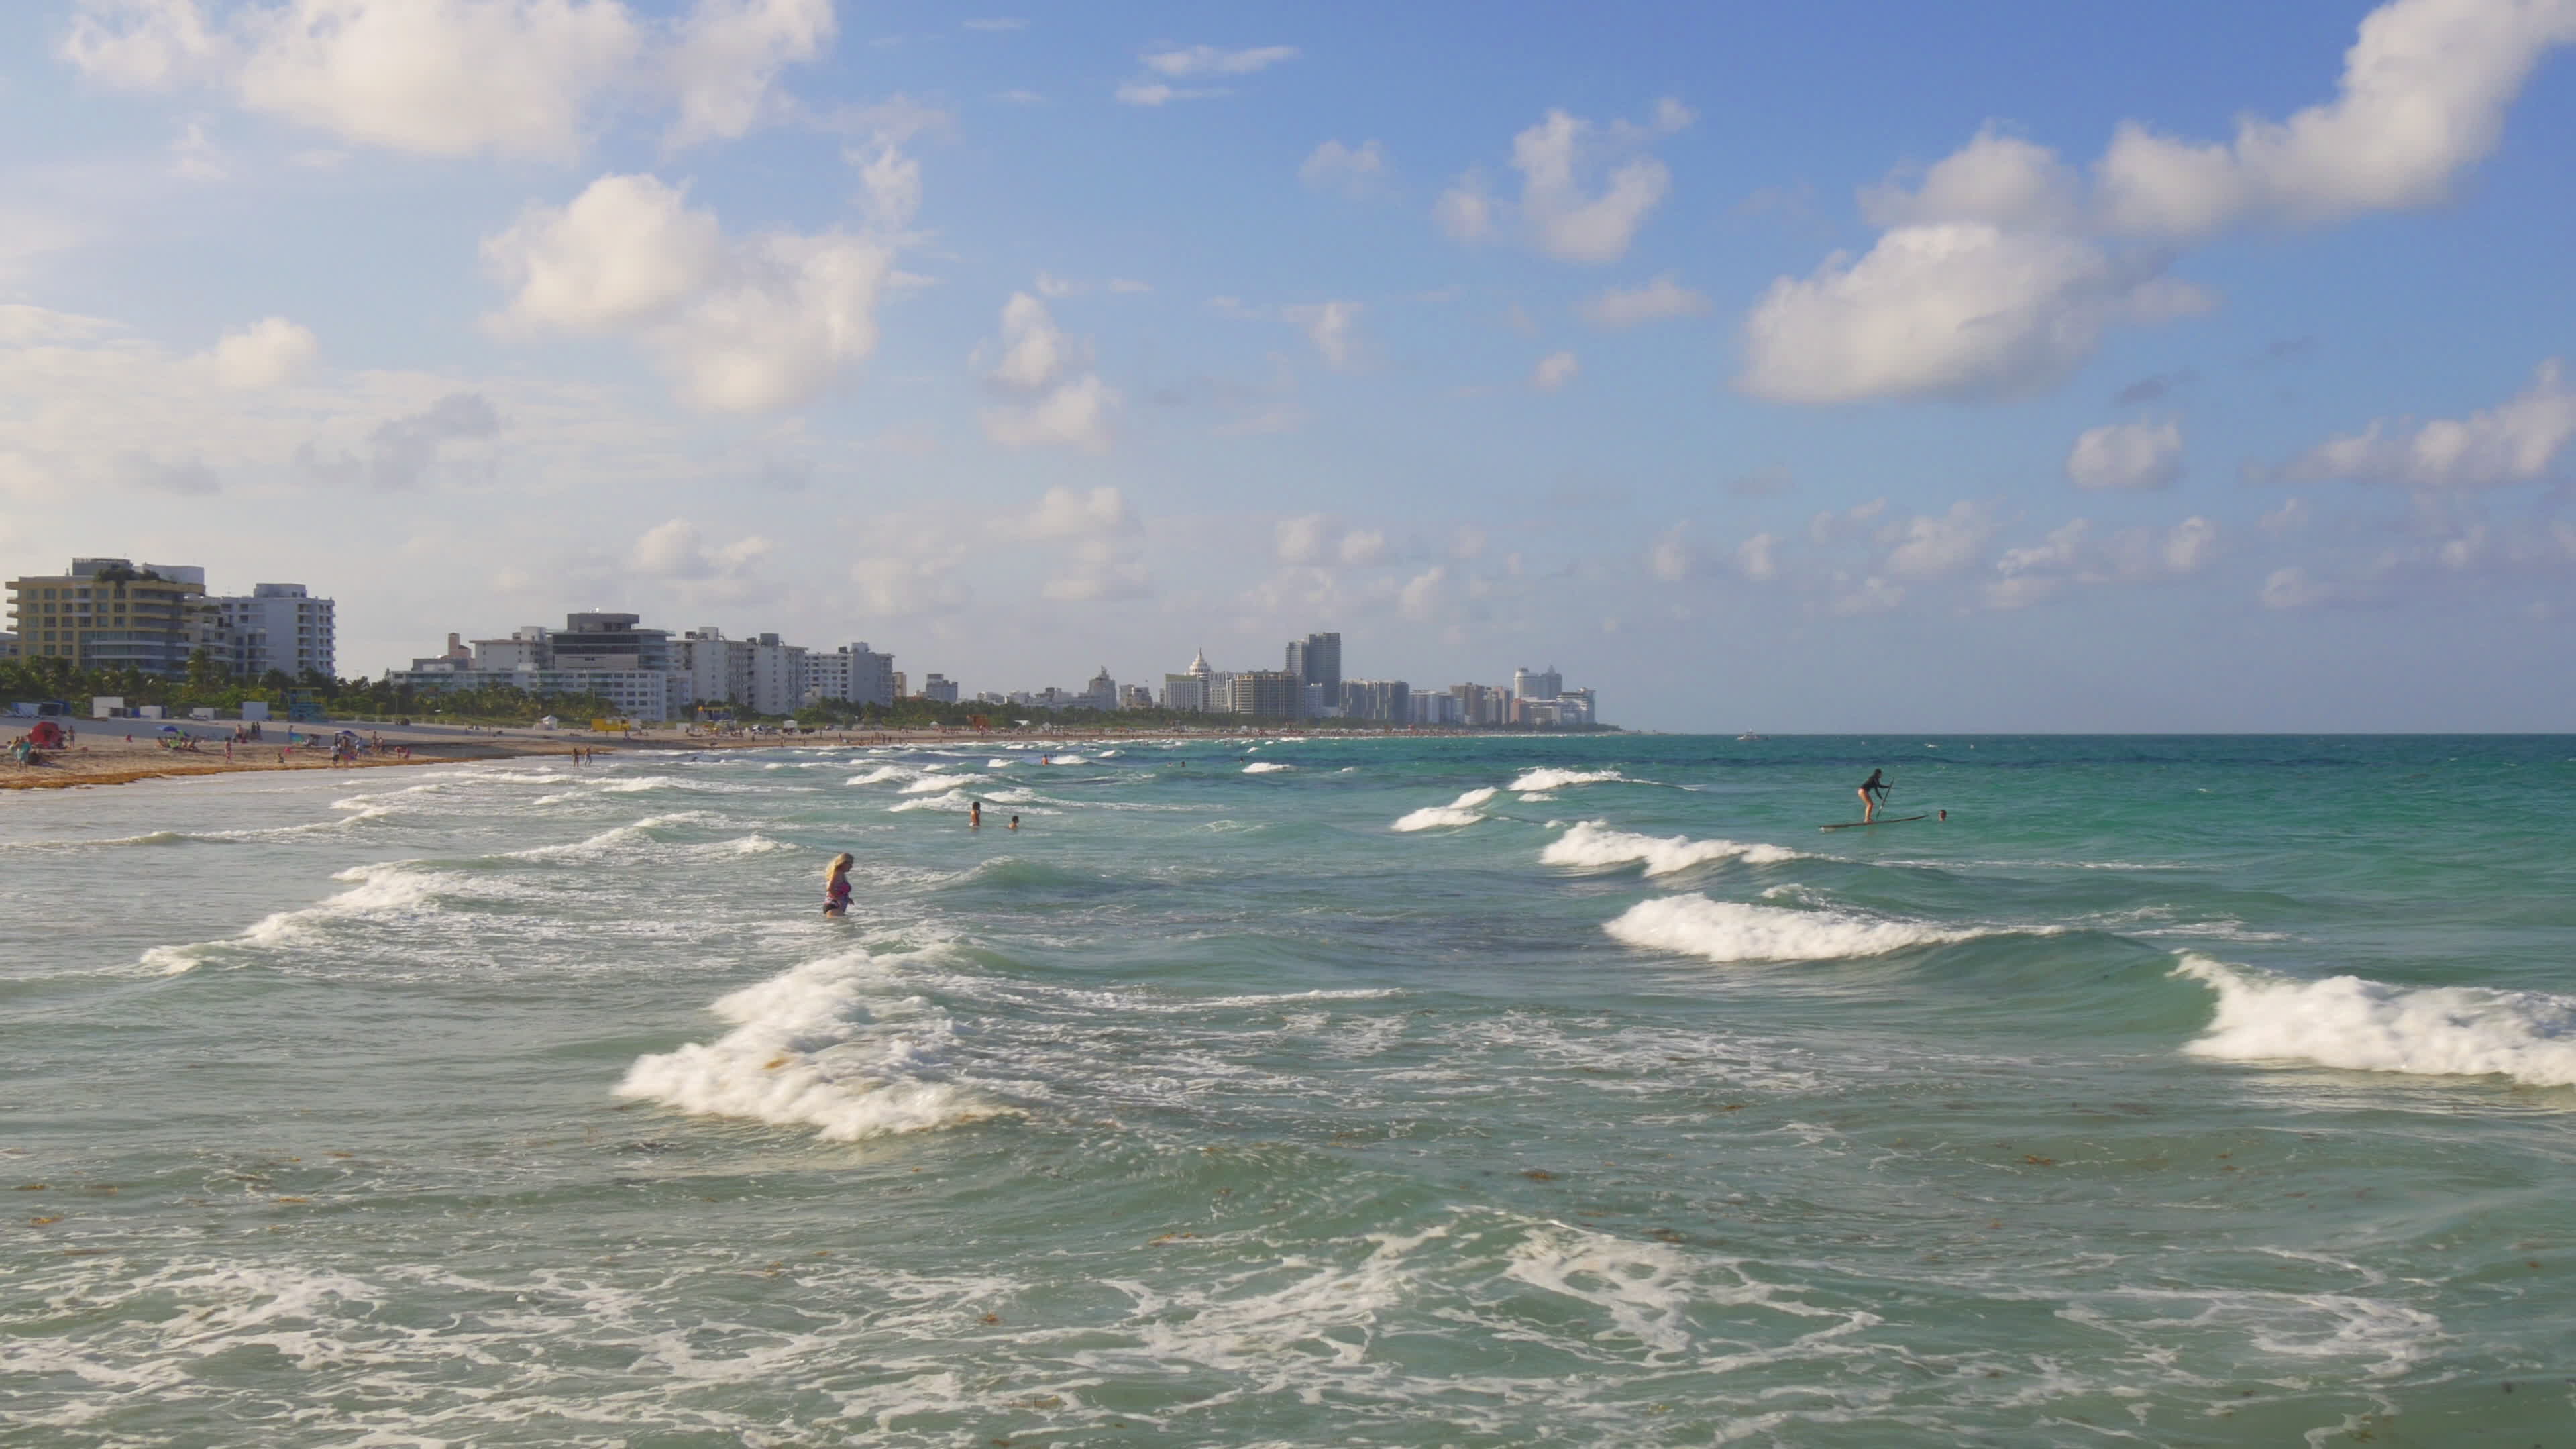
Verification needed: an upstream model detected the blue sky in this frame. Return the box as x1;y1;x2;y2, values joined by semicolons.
3;0;2571;730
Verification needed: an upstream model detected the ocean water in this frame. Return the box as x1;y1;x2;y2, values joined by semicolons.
4;734;2572;1446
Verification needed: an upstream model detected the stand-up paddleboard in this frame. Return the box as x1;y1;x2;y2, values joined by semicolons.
1821;814;1927;830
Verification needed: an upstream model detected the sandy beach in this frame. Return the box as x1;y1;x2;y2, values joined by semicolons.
1;718;1441;791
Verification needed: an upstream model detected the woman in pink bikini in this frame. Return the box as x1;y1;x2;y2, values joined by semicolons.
822;853;854;917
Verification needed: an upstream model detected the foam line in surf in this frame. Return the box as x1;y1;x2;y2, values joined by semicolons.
2176;953;2576;1087
1605;893;1988;962
1543;820;1807;875
615;948;1017;1140
1393;787;1499;832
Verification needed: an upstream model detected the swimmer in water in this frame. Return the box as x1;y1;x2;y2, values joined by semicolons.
1008;814;1019;830
1858;769;1890;823
822;852;853;916
969;799;983;828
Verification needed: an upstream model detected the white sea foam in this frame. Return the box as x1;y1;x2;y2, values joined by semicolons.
137;863;447;973
888;787;1051;814
1508;767;1628;792
616;949;1016;1140
1604;894;1980;962
1542;820;1807;875
2175;954;2576;1087
845;765;918;786
1392;787;1499;832
902;773;989;794
1242;761;1293;773
985;758;1014;768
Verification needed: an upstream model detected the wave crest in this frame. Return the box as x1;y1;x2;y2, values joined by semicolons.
1542;820;1806;875
2176;954;2576;1087
1508;767;1628;792
1393;787;1499;833
1605;894;1980;962
615;949;1017;1140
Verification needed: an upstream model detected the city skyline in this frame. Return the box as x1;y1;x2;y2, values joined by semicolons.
3;3;2571;730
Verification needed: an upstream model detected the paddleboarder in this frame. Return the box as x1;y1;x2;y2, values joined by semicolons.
1858;769;1891;823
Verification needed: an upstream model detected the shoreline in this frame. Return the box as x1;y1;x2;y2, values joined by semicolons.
2;722;1536;793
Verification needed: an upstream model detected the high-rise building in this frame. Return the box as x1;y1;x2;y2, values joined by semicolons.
1120;684;1155;710
675;628;750;706
1084;666;1117;711
1163;647;1215;712
1409;690;1462;725
1513;664;1563;702
747;634;807;716
920;672;960;704
211;582;337;680
5;559;211;674
553;612;674;673
1340;678;1411;722
1288;632;1341;700
1228;669;1304;718
1448;682;1512;725
806;643;896;708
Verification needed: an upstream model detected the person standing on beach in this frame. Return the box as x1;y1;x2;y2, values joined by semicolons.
1858;769;1891;823
822;853;854;916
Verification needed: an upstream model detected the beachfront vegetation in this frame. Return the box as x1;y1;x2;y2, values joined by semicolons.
0;653;615;727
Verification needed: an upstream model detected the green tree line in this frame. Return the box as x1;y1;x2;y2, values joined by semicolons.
1;651;614;726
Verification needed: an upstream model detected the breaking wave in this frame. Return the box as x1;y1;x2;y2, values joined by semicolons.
1542;820;1807;875
1508;767;1631;792
1393;787;1499;832
615;949;1018;1140
1604;894;1986;963
2176;954;2576;1088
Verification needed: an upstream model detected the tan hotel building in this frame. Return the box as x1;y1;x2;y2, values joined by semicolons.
5;558;213;674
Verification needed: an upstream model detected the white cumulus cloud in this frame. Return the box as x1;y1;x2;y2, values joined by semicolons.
203;315;318;389
631;517;771;578
1580;273;1711;329
60;0;848;161
1736;0;2575;406
1882;500;1996;580
1741;224;2212;404
482;172;894;413
2066;418;2184;490
2100;0;2576;235
1299;138;1384;195
1140;43;1299;77
977;293;1115;451
664;0;835;148
1283;301;1363;369
1021;485;1136;538
1531;350;1579;391
2282;359;2576;489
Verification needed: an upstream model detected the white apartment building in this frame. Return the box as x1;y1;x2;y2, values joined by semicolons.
747;634;806;716
920;673;960;704
806;642;896;708
1409;690;1463;725
211;582;336;680
1513;664;1564;702
675;628;752;709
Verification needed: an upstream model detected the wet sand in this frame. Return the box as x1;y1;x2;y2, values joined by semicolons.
1;720;1449;792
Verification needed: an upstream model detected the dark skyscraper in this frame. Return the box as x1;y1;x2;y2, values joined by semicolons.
1288;631;1341;699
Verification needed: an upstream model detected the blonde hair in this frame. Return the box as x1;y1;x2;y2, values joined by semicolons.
824;851;853;879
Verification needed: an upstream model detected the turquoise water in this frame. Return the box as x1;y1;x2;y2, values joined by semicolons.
5;735;2573;1446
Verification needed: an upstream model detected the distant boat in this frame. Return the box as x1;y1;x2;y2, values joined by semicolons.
1735;730;1767;741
